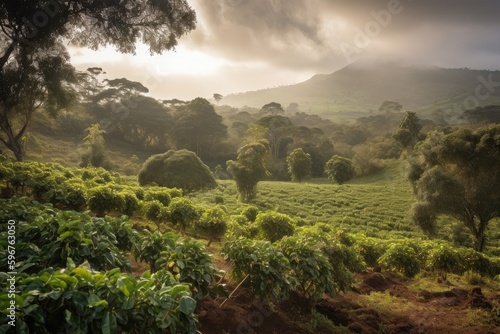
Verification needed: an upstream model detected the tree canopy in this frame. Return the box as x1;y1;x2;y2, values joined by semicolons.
0;0;196;160
138;149;217;193
171;98;228;162
408;124;500;252
325;155;355;185
227;139;270;202
286;148;312;182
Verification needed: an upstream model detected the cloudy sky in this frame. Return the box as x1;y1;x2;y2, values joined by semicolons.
69;0;500;101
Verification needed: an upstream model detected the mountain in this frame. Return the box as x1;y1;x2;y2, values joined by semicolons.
222;61;500;120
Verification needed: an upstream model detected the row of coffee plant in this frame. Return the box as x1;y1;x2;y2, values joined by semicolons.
0;197;225;333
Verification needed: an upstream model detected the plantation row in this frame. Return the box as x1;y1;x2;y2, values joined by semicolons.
1;160;500;332
0;197;218;333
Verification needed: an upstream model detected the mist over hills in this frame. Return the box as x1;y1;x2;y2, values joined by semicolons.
221;60;500;118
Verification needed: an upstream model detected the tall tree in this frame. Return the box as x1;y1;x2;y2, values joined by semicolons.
213;93;223;105
286;148;312;182
227;139;270;202
408;125;500;252
256;115;294;161
393;111;423;149
171;97;228;161
325;155;355;185
0;0;196;160
0;44;77;160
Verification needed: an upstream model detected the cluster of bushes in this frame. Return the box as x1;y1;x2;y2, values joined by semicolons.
222;229;365;303
351;235;500;279
0;197;225;333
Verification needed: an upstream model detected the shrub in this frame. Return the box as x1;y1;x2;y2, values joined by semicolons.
133;230;178;272
241;205;259;222
353;236;386;267
87;186;124;216
222;238;291;301
144;189;172;206
194;207;228;246
325;155;355;185
157;239;224;300
138;149;217;192
118;191;140;217
144;200;166;230
286;148;312;182
378;243;421;278
255;211;295;242
278;236;337;301
0;265;197;334
426;245;462;279
168;197;200;230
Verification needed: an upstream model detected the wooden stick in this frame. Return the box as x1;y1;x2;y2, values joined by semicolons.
219;274;249;308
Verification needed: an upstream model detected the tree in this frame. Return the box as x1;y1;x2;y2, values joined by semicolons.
325;155;355;185
393;111;423;148
260;102;285;115
286;148;312;182
213;93;223;105
378;100;403;113
80;124;109;168
138;149;217;193
1;45;77;160
227;139;270;202
0;0;196;160
256;115;294;161
408;125;500;252
171;97;228;161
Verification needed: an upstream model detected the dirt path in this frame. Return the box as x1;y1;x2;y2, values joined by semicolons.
197;272;500;334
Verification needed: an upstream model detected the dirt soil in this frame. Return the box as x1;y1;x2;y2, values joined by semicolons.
196;272;500;334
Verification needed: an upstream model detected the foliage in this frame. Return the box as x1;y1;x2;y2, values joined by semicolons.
138;149;217;192
168;197;200;230
240;205;260;222
87;186;125;217
378;243;421;278
133;230;178;273
408;124;500;251
286;148;312;182
0;265;197;334
255;211;295;242
227;139;270;202
393;111;424;148
0;0;196;160
144;188;172;206
353;236;387;267
425;244;462;278
325;155;355;185
222;238;291;301
158;239;224;300
0;205;130;273
277;236;337;301
171;98;228;161
80;124;109;168
144;200;166;230
194;207;228;246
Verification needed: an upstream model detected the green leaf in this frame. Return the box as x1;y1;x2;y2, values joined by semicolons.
101;311;117;334
179;296;196;315
72;267;92;282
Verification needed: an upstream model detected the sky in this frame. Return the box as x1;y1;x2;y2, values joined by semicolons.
69;0;500;101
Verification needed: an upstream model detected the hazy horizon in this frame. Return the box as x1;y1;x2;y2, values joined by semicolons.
69;0;500;101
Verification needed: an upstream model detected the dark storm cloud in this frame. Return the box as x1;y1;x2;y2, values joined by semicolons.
188;0;500;72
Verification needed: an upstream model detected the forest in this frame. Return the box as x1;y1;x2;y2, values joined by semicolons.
1;1;500;333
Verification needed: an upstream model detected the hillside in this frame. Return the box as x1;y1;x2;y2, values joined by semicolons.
222;61;500;119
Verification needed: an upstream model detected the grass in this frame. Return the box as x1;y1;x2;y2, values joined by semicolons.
190;161;420;240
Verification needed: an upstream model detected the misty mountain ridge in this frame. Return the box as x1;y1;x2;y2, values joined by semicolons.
222;60;500;120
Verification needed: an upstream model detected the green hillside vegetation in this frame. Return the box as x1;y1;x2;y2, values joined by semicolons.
222;61;500;122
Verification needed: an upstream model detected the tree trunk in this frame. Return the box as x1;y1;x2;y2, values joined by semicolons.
474;220;487;252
